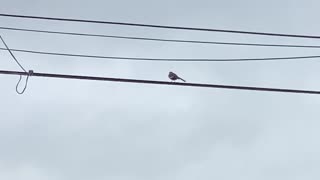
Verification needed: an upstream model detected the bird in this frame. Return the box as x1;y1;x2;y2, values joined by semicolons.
168;71;186;82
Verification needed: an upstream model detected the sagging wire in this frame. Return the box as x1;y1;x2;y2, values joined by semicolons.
0;35;32;94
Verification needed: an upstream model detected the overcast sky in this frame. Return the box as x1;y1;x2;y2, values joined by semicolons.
1;0;320;179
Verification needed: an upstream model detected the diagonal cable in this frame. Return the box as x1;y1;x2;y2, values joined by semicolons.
0;36;30;94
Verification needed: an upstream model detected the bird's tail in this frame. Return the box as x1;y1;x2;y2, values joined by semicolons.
179;78;186;82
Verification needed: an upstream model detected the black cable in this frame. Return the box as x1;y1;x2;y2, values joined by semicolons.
0;36;26;72
1;69;320;95
1;26;320;49
0;13;320;39
1;47;320;62
15;75;30;94
0;36;30;94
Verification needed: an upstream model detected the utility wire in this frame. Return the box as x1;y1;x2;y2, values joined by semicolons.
0;36;30;94
1;26;320;49
0;13;320;39
1;69;320;95
0;36;26;72
1;47;320;62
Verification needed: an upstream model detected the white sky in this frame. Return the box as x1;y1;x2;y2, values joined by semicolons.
0;0;320;179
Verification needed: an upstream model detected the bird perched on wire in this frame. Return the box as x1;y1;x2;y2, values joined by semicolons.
168;72;186;82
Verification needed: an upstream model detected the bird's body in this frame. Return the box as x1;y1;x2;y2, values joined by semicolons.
168;72;186;82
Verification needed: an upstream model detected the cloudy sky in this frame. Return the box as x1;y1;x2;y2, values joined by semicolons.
1;0;320;179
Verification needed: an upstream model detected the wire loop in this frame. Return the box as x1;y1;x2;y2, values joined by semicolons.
0;35;31;94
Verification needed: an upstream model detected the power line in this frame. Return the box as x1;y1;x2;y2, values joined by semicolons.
1;69;320;95
1;47;320;62
0;35;30;94
1;26;320;49
0;13;320;39
0;36;26;72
